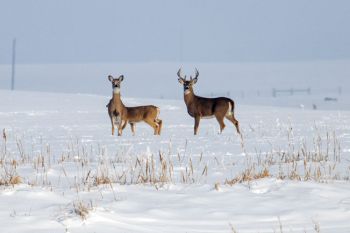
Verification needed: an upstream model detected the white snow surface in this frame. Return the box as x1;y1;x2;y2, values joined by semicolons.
1;60;350;110
0;90;350;233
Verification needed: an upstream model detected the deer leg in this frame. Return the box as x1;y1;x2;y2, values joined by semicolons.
109;115;117;135
144;119;159;135
156;119;162;135
130;123;135;136
226;115;240;134
122;120;128;130
117;127;122;136
117;120;125;136
110;118;115;135
194;116;200;135
215;115;226;134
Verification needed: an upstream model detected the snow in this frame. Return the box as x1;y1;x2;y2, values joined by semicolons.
1;60;350;110
0;86;350;232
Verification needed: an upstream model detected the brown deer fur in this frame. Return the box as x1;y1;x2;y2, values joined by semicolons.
177;68;240;135
107;75;162;136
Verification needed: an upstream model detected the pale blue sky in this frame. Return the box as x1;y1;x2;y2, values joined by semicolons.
1;0;350;64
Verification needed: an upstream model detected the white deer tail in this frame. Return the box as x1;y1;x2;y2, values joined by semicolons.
226;101;234;116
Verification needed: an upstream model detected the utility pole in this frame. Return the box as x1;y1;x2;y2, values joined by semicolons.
11;38;16;91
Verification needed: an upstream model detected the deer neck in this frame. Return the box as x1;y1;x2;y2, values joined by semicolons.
112;88;125;110
184;87;196;105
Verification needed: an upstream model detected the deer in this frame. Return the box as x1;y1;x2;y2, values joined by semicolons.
177;68;240;135
107;74;162;136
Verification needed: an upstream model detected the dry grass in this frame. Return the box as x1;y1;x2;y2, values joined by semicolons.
225;126;345;185
311;220;321;233
214;182;221;191
0;174;22;186
229;219;322;233
0;124;348;191
0;135;22;186
225;167;270;186
229;223;238;233
73;200;93;220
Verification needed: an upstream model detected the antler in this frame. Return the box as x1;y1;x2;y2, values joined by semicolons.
177;68;185;80
194;68;199;79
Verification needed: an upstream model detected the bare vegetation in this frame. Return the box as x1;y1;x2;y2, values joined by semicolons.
73;200;94;220
0;124;349;192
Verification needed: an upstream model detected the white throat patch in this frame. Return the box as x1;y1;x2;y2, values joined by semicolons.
184;90;191;95
113;87;120;94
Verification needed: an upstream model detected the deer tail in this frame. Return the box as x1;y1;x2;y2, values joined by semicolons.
227;100;235;116
155;107;160;120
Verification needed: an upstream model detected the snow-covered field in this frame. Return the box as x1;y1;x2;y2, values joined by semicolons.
1;89;350;233
1;60;350;110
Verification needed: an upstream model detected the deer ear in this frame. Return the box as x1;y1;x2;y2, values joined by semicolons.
108;75;114;82
119;75;124;82
178;78;184;85
192;77;198;84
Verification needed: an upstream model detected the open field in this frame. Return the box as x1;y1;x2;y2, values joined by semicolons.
2;0;350;231
1;90;350;232
1;60;349;110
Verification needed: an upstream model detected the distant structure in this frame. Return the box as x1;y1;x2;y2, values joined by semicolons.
324;97;338;102
272;88;311;97
11;38;16;90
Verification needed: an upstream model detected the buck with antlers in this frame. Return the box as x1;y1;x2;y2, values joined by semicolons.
107;75;162;136
177;68;240;135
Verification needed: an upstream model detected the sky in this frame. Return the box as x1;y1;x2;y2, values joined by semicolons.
0;0;350;64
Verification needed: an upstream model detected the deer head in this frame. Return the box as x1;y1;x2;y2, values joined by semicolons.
177;68;199;94
108;75;124;93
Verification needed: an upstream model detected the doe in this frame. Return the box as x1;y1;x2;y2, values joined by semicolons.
107;75;162;136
